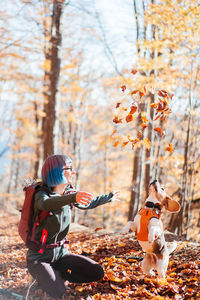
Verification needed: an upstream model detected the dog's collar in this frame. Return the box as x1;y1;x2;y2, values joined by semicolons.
145;201;162;211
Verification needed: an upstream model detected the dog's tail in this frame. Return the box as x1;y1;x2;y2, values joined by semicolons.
167;241;177;254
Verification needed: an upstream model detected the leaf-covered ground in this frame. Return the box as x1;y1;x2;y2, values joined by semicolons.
0;213;200;300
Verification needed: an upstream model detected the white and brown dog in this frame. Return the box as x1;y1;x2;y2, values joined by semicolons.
122;180;180;278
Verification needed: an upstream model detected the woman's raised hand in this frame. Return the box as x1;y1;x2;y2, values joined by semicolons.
76;191;93;205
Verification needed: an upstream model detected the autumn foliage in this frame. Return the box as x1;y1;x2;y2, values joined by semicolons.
0;213;200;300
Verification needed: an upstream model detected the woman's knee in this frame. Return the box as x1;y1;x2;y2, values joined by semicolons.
27;260;66;299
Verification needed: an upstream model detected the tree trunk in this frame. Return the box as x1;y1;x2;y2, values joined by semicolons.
144;93;155;197
33;100;41;178
169;62;194;234
128;0;155;219
128;0;145;221
128;114;143;221
169;113;191;234
42;0;64;160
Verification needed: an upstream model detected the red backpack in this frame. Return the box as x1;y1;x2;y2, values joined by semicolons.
18;182;50;251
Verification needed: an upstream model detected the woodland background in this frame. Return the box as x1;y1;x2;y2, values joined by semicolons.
0;0;200;242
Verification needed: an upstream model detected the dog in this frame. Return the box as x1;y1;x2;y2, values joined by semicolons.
122;180;180;278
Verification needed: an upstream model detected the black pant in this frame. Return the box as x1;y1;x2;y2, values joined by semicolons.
27;253;104;299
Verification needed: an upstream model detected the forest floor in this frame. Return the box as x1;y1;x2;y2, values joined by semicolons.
0;212;200;300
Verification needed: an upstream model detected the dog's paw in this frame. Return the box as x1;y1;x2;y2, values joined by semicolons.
142;268;155;276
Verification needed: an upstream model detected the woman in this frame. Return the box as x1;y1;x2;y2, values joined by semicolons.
26;154;120;299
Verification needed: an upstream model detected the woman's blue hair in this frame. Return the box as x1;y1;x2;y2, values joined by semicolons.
41;154;72;187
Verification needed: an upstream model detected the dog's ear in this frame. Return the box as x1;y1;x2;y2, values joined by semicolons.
163;196;181;212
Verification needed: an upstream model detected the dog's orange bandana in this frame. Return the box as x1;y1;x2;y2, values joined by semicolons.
136;208;161;242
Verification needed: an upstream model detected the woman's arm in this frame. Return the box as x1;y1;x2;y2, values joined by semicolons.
35;190;77;211
35;190;93;211
74;191;120;210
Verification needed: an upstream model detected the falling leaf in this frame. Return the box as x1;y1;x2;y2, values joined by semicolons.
111;129;117;137
116;102;121;108
126;113;134;123
141;115;148;123
141;114;148;131
154;127;165;137
122;141;129;147
139;91;144;98
131;69;137;75
113;116;123;124
130;90;139;95
164;107;172;114
127;135;136;142
95;227;103;232
153;115;161;121
113;141;120;147
158;89;168;98
131;138;140;149
142;123;148;130
130;102;138;114
121;85;126;92
150;103;158;109
157;101;165;111
165;143;174;153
